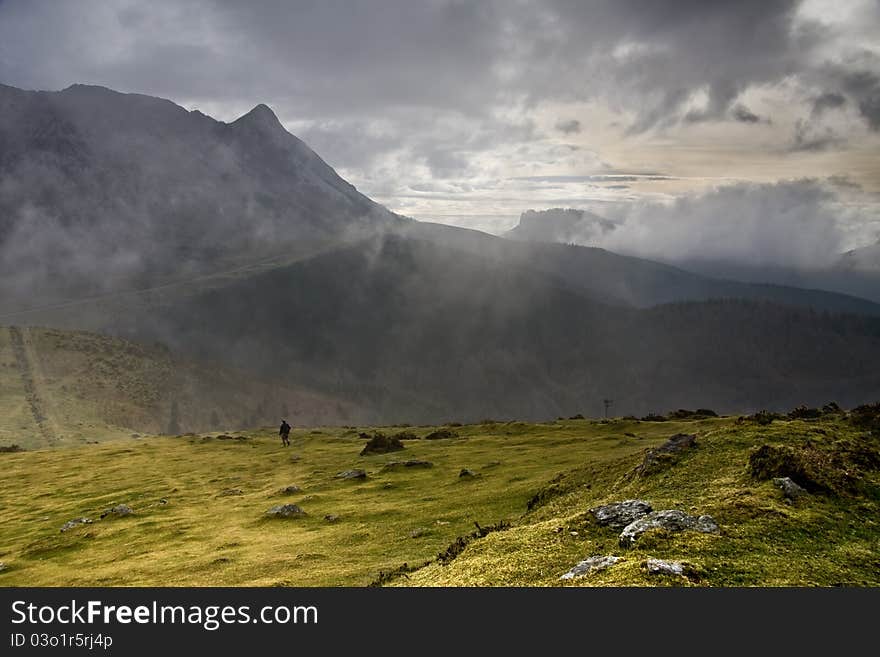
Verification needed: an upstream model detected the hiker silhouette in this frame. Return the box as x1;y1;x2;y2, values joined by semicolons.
279;419;291;447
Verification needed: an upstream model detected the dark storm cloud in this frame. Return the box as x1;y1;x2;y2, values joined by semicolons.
791;119;846;152
842;70;880;130
811;91;847;117
555;119;581;134
731;104;762;124
0;0;878;184
0;1;873;128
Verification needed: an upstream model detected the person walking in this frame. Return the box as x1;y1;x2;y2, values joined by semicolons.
279;419;291;447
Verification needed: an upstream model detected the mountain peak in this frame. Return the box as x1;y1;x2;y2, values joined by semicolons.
234;103;284;132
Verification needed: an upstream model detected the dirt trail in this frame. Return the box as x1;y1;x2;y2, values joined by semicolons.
8;326;56;445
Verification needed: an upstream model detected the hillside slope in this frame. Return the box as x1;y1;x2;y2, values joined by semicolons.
0;408;876;586
0;326;366;449
0;82;402;311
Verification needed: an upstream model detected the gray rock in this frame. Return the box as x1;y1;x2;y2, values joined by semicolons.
100;504;134;519
60;517;93;532
590;500;653;530
266;504;307;519
336;469;367;480
279;485;302;495
560;555;623;580
619;510;719;547
459;469;477;478
644;558;686;576
410;527;429;538
637;433;697;474
323;514;339;523
773;477;807;500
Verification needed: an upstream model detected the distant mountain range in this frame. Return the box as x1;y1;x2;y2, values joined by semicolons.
505;207;880;304
2;82;879;423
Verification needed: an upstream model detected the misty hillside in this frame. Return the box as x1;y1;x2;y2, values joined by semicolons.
504;208;880;306
2;82;880;425
505;208;616;244
0;326;366;449
407;221;880;315
837;240;880;273
55;234;878;422
0;83;402;310
2;82;876;319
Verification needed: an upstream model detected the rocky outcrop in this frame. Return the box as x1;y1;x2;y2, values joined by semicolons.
560;555;623;580
266;504;306;518
636;434;697;475
644;559;686;576
100;504;133;519
336;469;367;480
279;485;302;495
774;476;807;501
60;517;93;532
619;510;719;547
590;500;653;530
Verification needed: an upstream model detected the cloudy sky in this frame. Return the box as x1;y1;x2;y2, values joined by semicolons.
1;0;878;261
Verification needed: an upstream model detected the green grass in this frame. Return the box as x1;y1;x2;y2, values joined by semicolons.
0;415;877;587
0;326;362;450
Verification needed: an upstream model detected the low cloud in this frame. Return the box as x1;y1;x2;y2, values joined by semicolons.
560;180;854;269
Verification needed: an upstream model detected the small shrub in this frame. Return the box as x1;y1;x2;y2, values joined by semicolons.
788;405;822;420
360;433;405;456
424;428;459;440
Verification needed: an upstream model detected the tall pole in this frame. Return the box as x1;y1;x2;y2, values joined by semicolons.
603;398;613;418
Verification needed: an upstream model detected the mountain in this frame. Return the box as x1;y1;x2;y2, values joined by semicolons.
16;234;879;422
0;83;402;311
0;325;367;449
2;82;880;425
505;208;616;244
837;240;880;272
405;221;880;315
504;209;880;306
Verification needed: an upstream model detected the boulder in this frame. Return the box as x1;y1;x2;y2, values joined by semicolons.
774;476;807;501
559;555;623;580
619;509;719;547
644;558;686;576
459;468;477;478
590;500;653;530
266;504;307;519
60;517;92;532
323;514;340;523
100;504;133;519
279;485;302;495
336;469;367;480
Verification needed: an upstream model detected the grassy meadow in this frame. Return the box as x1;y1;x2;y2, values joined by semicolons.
0;412;877;587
